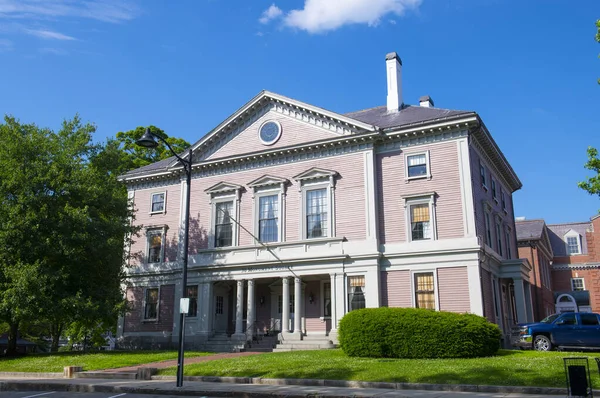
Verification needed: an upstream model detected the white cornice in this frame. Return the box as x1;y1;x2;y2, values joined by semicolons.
293;167;338;182
247;174;289;189
204;181;244;195
553;262;600;270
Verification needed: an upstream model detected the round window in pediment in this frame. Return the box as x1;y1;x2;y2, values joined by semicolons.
258;120;282;146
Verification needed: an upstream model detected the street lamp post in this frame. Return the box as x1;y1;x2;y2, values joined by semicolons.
137;128;192;387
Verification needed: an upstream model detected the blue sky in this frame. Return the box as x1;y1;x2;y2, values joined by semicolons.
0;0;598;224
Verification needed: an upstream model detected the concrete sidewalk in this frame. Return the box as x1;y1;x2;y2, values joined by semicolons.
0;375;570;397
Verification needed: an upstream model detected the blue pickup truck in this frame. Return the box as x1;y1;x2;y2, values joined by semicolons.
512;312;600;351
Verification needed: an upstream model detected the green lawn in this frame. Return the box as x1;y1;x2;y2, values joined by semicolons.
0;351;211;373
156;349;600;388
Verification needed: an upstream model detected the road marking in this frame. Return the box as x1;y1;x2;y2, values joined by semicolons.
22;392;56;398
107;394;127;398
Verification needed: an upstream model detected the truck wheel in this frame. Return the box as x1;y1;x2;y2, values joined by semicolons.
534;335;552;351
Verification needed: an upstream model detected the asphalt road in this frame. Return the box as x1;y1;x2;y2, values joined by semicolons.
2;392;215;398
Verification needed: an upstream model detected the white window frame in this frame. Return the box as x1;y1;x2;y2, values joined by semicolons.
404;150;431;180
205;182;243;249
150;191;166;214
501;188;507;214
347;274;366;312
411;270;438;310
571;277;585;291
143;286;160;321
403;192;437;242
479;161;488;191
248;175;288;244
145;225;167;264
564;230;582;255
294;168;337;240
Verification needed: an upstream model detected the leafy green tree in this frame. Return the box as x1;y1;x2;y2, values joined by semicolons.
0;115;136;355
579;147;600;200
114;125;190;174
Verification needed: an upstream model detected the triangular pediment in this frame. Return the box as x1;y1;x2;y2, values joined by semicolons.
247;175;289;189
293;167;338;182
171;91;375;167
204;181;244;195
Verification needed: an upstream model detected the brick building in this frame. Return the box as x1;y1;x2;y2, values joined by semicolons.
516;214;600;319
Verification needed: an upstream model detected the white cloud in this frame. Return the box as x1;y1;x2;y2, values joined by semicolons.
259;4;283;24
39;46;68;55
0;0;139;23
282;0;421;33
25;28;76;40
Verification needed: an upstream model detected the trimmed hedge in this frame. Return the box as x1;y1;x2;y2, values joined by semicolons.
338;307;501;359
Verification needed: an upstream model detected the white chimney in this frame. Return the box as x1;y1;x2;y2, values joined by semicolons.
419;95;434;108
386;52;402;112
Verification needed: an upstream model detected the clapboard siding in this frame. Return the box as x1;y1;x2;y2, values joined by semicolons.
470;146;517;259
437;267;470;313
130;186;181;266
381;270;412;308
377;141;464;244
481;268;496;323
188;152;367;248
208;110;342;160
124;284;175;333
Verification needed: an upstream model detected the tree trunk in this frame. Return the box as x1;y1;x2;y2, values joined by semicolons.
50;323;63;353
5;321;19;356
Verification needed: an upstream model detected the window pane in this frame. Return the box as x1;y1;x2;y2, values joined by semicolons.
567;237;579;255
572;278;584;291
186;285;198;317
151;193;165;212
407;154;427;177
415;273;435;309
306;189;328;238
215;296;224;315
411;204;430;240
581;314;599;326
259;195;279;242
148;232;162;263
215;201;233;247
145;288;158;319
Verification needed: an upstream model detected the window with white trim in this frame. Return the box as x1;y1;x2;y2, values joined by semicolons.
501;189;507;213
146;228;164;263
205;182;242;249
405;193;436;242
306;188;328;239
405;151;430;179
294;168;337;240
186;285;198;317
348;276;366;311
248;176;288;244
491;179;497;202
566;235;581;255
150;192;166;214
414;272;435;309
258;194;279;242
571;278;585;291
144;287;159;320
480;161;487;189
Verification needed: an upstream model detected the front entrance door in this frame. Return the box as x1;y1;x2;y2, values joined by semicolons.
213;284;229;332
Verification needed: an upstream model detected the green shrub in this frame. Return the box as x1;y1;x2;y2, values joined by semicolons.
338;307;501;359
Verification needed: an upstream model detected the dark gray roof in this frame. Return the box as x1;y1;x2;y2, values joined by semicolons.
515;219;546;241
121;156;177;179
548;221;591;256
345;105;473;130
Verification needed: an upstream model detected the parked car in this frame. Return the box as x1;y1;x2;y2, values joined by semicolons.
512;312;600;351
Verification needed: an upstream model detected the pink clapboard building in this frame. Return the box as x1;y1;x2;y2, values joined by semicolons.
117;52;532;351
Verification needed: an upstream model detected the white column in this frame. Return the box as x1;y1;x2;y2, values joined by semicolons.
282;277;290;333
329;273;337;332
294;277;302;335
233;280;245;339
247;279;255;340
512;279;528;324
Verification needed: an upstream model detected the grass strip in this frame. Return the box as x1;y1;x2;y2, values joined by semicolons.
0;351;212;372
156;349;600;388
